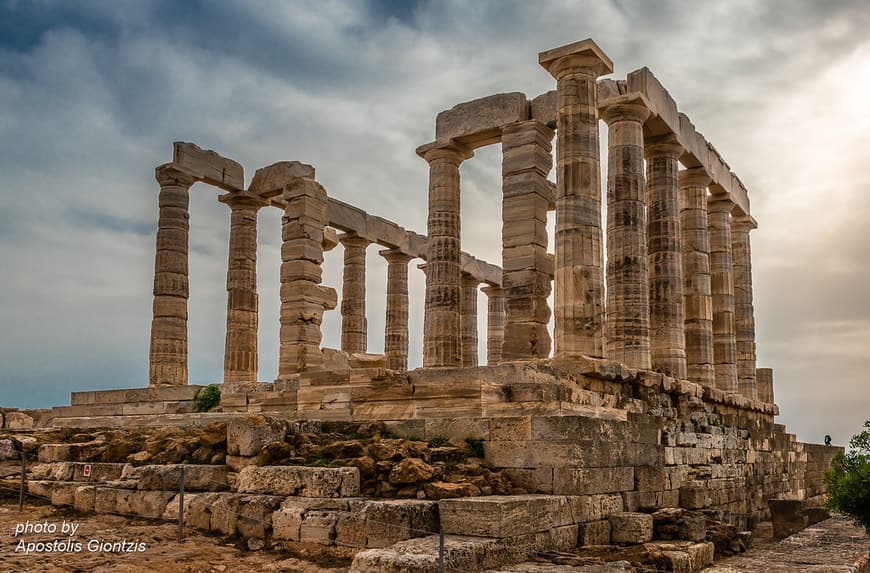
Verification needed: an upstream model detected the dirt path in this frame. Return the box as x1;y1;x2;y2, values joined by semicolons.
0;502;350;573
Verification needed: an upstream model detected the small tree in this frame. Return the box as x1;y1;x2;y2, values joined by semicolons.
824;419;870;533
193;384;222;412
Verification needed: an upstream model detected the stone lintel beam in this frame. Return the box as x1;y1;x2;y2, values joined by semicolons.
172;142;244;192
249;161;316;199
541;38;612;359
435;92;530;149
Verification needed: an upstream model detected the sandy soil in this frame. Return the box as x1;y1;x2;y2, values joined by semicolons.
0;501;350;573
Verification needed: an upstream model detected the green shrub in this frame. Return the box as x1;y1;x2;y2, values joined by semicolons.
464;437;485;458
428;436;450;448
824;419;870;534
193;384;221;412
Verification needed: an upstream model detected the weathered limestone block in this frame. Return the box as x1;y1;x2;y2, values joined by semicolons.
5;411;34;429
382;249;413;371
577;520;611;546
731;216;758;399
417;141;473;368
501;120;554;361
389;458;436;485
708;197;738;393
38;444;74;463
236;495;283;539
460;273;480;367
540;39;613;359
300;510;339;545
568;494;625;522
0;439;15;460
149;164;196;386
27;481;54;500
679;167;716;389
439;495;572;538
279;177;337;376
248;161;315;198
162;492;198;522
185;492;223;530
768;499;808;539
172;141;244;191
237;466;360;497
756;367;774;404
137;464;229;491
340;233;370;355
220;191;268;383
358;500;439;549
50;483;79;507
553;467;635;495
529;90;557;128
74;485;96;512
609;512;653;544
227;415;287;456
210;493;243;535
436;92;529;146
481;286;505;365
646;134;687;379
600;94;652;369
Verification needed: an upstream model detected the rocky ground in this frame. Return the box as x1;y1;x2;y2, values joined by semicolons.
0;501;350;573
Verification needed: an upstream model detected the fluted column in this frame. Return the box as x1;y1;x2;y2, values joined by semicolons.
600;97;651;369
219;192;267;383
501;120;554;360
149;164;197;386
417;142;473;367
679;168;715;389
645;136;687;379
732;215;758;399
708;197;738;393
756;367;774;404
539;40;613;359
278;178;337;377
481;286;505;365
339;233;370;355
381;249;413;371
460;274;481;367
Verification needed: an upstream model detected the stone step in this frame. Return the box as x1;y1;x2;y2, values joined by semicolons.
46;412;234;429
484;563;632;572
237;465;360;497
439;495;574;538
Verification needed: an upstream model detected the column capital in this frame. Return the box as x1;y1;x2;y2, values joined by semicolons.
481;285;504;298
679;167;712;188
707;196;736;213
219;191;270;210
379;248;414;264
644;134;683;159
155;163;198;187
731;215;758;232
416;140;473;164
599;93;652;125
461;272;482;287
338;232;371;249
539;38;614;80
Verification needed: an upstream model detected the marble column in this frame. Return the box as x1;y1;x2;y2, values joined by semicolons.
149;164;197;386
732;215;758;399
460;273;480;367
219;192;267;383
756;367;774;404
417;142;473;367
707;197;738;393
600;97;652;369
539;40;612;359
339;233;370;355
646;135;687;379
501;120;554;360
481;285;505;365
278;178;337;377
679;168;716;389
381;249;413;371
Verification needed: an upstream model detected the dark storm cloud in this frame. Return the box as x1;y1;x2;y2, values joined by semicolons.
0;0;867;444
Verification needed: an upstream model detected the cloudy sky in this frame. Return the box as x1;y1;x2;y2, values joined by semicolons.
1;0;868;445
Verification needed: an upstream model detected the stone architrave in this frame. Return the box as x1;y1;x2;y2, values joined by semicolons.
277;178;338;377
732;215;758;399
539;39;613;359
417;141;473;368
219;192;268;383
501;120;554;360
149;164;197;386
339;233;370;355
645;135;687;379
708;197;738;393
756;367;774;404
600;95;652;370
481;286;505;365
679;168;715;388
381;249;413;371
460;273;481;367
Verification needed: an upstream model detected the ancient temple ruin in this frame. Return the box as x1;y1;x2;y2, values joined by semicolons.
32;39;850;571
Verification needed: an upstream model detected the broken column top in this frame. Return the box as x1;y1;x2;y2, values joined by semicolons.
538;38;614;77
249;161;316;198
435;92;529;148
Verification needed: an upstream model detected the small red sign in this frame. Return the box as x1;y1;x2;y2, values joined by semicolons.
83;464;92;478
